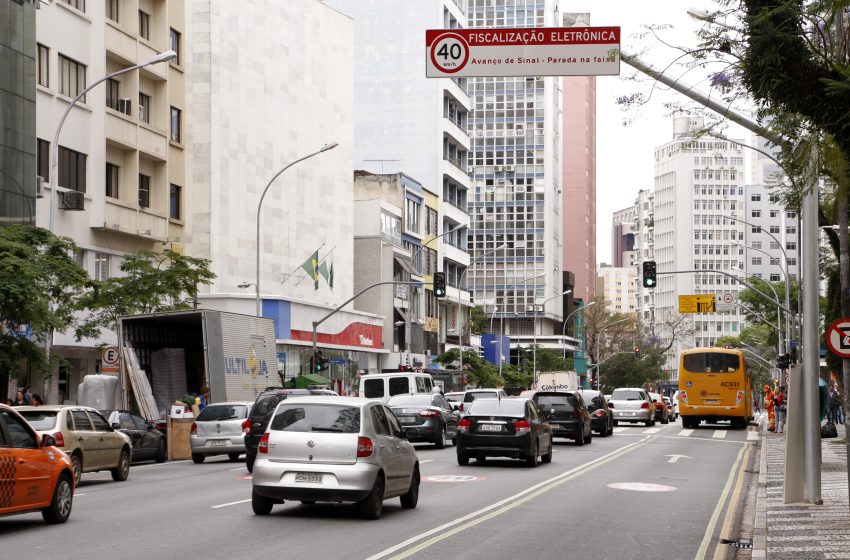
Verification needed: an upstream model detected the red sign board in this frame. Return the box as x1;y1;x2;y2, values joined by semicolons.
426;27;620;78
827;318;850;359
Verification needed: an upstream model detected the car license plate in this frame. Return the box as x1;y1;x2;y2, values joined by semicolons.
211;439;228;447
627;412;636;416
399;417;416;424
479;424;502;432
295;472;323;483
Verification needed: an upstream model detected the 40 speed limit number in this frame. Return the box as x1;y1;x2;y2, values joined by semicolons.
429;32;470;74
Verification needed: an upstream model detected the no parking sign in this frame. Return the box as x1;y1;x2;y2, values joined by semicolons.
826;318;850;359
101;346;120;374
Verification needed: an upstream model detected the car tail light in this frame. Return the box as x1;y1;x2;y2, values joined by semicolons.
357;436;374;457
607;402;614;408
52;431;65;447
458;418;470;433
242;419;251;436
736;390;744;404
641;402;650;409
419;410;440;417
190;422;197;435
515;419;530;434
258;433;270;454
594;410;606;418
680;391;689;404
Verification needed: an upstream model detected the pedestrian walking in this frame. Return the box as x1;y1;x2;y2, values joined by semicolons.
12;390;26;406
775;386;787;434
829;384;843;425
23;384;32;405
764;385;776;432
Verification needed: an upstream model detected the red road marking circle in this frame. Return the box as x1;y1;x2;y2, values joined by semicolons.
429;32;470;74
607;482;677;492
423;475;484;483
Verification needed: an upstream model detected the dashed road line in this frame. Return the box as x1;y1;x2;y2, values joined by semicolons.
712;430;728;439
212;498;251;509
643;427;662;434
613;427;629;433
678;429;695;437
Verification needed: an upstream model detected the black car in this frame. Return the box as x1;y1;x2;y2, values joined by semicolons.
576;389;614;437
244;388;336;472
456;397;553;467
388;393;459;448
106;410;167;463
520;390;592;445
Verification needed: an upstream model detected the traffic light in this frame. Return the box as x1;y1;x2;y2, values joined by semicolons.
634;346;642;359
313;350;329;372
433;272;447;298
642;261;657;288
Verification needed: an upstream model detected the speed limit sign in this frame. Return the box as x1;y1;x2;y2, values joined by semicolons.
428;32;470;75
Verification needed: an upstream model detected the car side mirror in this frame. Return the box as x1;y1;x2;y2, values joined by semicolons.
40;434;56;447
111;422;120;430
403;428;414;440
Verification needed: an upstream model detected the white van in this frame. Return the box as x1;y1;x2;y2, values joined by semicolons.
359;372;435;402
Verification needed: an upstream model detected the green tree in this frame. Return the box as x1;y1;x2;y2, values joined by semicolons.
597;352;663;394
0;226;90;375
469;305;488;335
433;348;503;388
78;249;216;339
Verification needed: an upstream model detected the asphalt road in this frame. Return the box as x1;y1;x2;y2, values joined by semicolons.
0;418;757;560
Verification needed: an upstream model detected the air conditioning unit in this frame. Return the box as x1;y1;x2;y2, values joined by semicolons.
117;98;132;116
494;166;504;172
504;165;515;172
59;190;85;211
36;175;45;198
536;130;545;136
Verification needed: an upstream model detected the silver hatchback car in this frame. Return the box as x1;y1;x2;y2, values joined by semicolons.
190;401;253;463
251;396;420;519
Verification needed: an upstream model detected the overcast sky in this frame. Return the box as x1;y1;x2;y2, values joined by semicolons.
563;0;737;265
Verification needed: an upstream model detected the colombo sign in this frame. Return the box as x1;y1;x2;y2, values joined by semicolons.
425;27;620;78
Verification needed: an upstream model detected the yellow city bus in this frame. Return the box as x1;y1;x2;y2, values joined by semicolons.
678;347;752;430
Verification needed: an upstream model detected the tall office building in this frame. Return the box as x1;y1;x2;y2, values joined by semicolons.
324;0;473;366
466;0;565;356
631;189;655;324
34;0;187;402
612;204;637;268
597;264;636;315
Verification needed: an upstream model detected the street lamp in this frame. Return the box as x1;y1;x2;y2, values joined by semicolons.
254;143;338;317
591;317;630;391
731;263;784;355
562;300;597;362
49;50;177;233
500;272;545;379
532;290;571;387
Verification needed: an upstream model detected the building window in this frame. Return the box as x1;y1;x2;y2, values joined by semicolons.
138;174;151;208
106;78;119;111
37;44;49;87
139;10;151;40
751;210;761;218
94;253;110;281
426;207;438;237
751;257;762;266
787;211;797;219
138;92;150;123
59;54;86;101
169;184;181;219
769;210;779;218
380;210;402;246
58;146;86;192
60;0;85;12
770;274;781;282
406;198;421;234
786;241;797;251
106;163;119;198
787;258;797;266
106;0;118;22
170;28;181;65
751;194;761;202
170;107;182;142
786;226;797;234
769;225;780;234
37;139;50;182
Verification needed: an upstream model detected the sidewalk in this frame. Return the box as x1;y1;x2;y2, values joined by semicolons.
753;419;850;559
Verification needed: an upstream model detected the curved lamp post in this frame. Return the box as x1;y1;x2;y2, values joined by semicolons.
562;300;597;361
456;243;506;376
590;317;630;391
254;143;338;317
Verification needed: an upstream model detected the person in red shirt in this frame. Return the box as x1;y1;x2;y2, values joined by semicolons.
764;385;775;432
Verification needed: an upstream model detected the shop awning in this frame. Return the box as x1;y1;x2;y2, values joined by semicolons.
293;374;331;388
394;255;416;276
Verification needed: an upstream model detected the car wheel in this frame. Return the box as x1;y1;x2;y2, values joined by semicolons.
645;419;652;427
228;453;241;462
192;453;205;464
612;420;619;427
155;440;167;463
584;427;592;444
457;453;470;466
661;415;669;424
400;467;420;509
574;427;584;446
252;488;274;515
111;449;130;482
70;453;83;487
358;475;385;520
246;452;255;473
42;473;73;524
434;426;447;449
608;420;614;436
541;442;553;464
525;442;539;467
451;438;457;446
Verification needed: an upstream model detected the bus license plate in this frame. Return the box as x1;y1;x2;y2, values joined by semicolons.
704;400;720;404
479;424;502;432
295;472;323;483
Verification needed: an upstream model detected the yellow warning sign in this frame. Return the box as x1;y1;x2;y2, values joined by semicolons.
678;295;716;314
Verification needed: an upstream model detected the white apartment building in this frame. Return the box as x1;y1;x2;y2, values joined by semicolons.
466;0;565;356
324;0;473;361
35;0;187;402
653;117;747;377
631;189;655;324
186;0;383;393
597;264;636;315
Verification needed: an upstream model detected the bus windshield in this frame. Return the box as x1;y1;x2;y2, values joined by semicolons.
682;352;740;373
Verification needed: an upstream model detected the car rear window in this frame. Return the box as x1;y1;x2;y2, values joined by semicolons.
18;410;58;431
534;394;576;412
464;391;496;402
197;404;248;422
611;390;645;401
363;378;384;399
388;377;410;396
252;395;284;419
467;398;524;416
269;404;360;433
683;352;740;373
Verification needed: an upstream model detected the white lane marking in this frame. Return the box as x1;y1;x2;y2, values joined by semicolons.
712;430;728;439
747;431;759;441
695;445;748;559
365;438;650;560
643;427;662;434
613;427;629;433
211;498;252;509
73;493;86;497
678;429;694;437
665;454;692;463
229;467;247;471
419;460;433;464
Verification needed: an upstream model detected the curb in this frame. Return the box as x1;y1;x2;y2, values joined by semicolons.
751;413;767;558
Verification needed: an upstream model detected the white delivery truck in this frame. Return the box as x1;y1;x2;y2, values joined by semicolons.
536;371;579;391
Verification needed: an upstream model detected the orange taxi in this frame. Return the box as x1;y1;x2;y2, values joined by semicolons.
0;404;75;524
